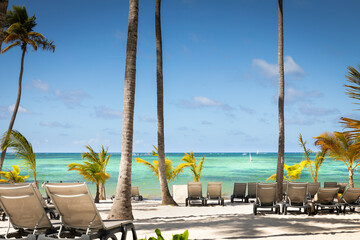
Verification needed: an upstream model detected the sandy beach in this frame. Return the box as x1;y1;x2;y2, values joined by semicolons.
1;199;360;239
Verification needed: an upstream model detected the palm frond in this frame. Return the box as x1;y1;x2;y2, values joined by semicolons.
1;41;21;53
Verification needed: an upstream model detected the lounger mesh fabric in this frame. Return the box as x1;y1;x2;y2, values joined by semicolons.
340;188;360;214
324;182;337;188
231;183;246;202
253;183;280;215
314;187;339;214
44;183;105;230
307;182;320;199
205;182;224;205
0;184;52;232
186;182;204;206
283;182;310;215
246;182;257;202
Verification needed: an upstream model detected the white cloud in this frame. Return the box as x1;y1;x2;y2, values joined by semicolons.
239;105;256;114
32;79;49;92
286;88;323;104
138;115;156;122
40;121;73;129
8;104;31;114
299;103;340;116
252;56;305;78
94;106;122;119
181;96;233;111
54;89;89;108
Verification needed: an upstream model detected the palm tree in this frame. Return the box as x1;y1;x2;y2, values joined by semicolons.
135;146;191;182
0;0;9;52
68;145;111;203
0;165;28;183
314;132;360;188
81;145;111;200
299;134;327;182
0;5;55;171
181;152;205;182
1;130;37;185
108;0;139;220
341;65;360;139
275;0;285;202
155;0;176;206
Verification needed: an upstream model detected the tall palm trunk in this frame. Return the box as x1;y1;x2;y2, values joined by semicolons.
155;0;177;206
349;169;354;188
275;0;285;202
0;0;9;52
108;0;139;220
100;183;106;200
0;47;26;171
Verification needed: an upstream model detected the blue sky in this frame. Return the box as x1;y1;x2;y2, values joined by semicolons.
1;0;359;153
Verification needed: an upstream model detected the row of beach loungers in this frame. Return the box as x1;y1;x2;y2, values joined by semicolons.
0;183;137;240
182;181;360;215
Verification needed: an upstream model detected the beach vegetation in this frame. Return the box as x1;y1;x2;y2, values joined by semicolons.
314;131;360;188
0;130;37;185
299;133;327;182
0;0;9;52
0;165;29;183
68;145;111;203
108;0;139;220
140;228;189;240
0;5;55;172
181;152;205;182
267;160;308;182
135;146;192;183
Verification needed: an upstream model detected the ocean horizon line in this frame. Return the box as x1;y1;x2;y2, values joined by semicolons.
5;151;306;154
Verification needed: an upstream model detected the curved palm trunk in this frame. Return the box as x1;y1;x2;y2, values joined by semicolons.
0;0;9;52
108;0;138;220
0;48;26;171
275;0;285;202
156;0;177;206
95;184;100;203
349;169;354;188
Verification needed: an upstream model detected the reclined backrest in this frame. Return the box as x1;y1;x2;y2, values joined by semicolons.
256;183;276;205
207;182;222;199
342;188;360;204
233;183;246;197
187;182;203;198
0;183;52;230
287;182;308;203
44;182;104;230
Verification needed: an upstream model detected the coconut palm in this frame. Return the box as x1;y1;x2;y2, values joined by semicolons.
0;165;28;183
299;133;327;182
275;0;285;202
314;132;360;188
0;130;37;185
0;0;9;52
135;146;191;183
341;65;360;140
181;152;205;182
108;0;139;220
0;5;55;171
68;145;110;203
155;0;176;206
267;161;308;182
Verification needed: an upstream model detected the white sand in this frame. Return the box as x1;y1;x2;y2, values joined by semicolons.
1;200;360;239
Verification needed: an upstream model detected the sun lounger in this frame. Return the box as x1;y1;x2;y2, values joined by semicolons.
253;183;280;215
204;182;224;206
339;188;360;215
314;187;339;214
43;182;137;240
186;182;205;206
0;183;57;239
231;183;246;203
245;182;257;203
131;186;143;201
324;182;337;188
307;182;320;200
282;182;310;215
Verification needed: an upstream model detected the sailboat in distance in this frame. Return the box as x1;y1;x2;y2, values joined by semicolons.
249;152;252;162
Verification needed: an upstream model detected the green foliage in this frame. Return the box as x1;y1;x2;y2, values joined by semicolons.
181;151;206;182
299;133;327;182
266;160;308;182
139;228;189;240
2;5;55;54
0;165;29;183
1;130;37;183
68;145;111;202
135;146;192;183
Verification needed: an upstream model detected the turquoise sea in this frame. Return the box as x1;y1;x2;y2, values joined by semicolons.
3;152;358;199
